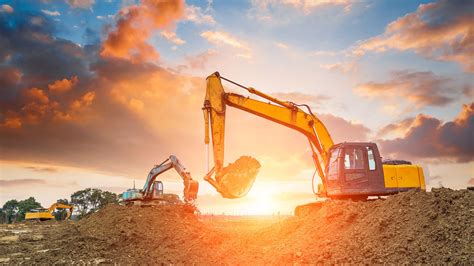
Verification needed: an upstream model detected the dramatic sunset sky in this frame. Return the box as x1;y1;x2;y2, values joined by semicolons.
0;0;472;214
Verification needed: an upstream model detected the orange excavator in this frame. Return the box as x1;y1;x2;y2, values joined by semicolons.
202;72;425;202
25;203;74;221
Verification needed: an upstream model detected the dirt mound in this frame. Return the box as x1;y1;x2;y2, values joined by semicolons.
25;204;224;264
235;188;473;264
2;188;472;264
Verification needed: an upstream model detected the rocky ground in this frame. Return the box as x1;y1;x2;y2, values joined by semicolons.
1;188;472;264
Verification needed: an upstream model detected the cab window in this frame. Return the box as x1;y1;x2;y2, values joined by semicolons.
344;148;364;170
367;147;376;170
327;148;340;180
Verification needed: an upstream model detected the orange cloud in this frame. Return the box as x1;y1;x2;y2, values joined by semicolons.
48;76;78;93
354;0;473;72
25;87;49;104
2;84;96;128
101;0;185;63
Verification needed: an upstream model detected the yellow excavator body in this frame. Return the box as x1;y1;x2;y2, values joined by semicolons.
25;203;73;221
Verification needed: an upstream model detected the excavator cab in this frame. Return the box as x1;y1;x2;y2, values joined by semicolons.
323;143;385;199
322;142;425;199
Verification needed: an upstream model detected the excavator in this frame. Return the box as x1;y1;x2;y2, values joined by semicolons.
121;155;199;206
202;72;426;204
25;203;74;221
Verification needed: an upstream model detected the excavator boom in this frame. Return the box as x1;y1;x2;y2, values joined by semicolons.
203;72;334;198
123;155;199;204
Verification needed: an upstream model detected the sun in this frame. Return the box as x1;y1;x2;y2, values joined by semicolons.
245;186;277;215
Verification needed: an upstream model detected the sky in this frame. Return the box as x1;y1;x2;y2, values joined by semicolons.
0;0;473;215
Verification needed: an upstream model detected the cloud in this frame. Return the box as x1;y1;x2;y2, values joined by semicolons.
355;71;458;110
184;49;217;70
0;12;89;90
275;42;288;50
185;5;215;25
354;0;474;72
48;76;78;93
378;102;474;163
251;0;352;15
376;117;415;138
200;31;252;59
0;179;48;187
101;0;185;63
272;92;330;108
0;5;371;186
65;0;95;9
320;61;357;73
1;4;13;13
0;66;21;89
41;9;60;16
23;166;60;173
160;30;185;45
201;31;249;50
319;114;370;143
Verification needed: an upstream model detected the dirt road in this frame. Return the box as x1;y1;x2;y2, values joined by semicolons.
1;188;472;264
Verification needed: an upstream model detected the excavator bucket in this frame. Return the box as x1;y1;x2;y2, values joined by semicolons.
183;180;199;202
206;156;261;199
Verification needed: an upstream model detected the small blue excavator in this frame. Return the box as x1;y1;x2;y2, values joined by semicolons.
121;155;199;206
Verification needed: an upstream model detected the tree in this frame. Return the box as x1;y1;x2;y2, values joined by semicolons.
16;197;42;221
70;188;119;219
2;200;19;223
54;199;70;221
1;197;42;223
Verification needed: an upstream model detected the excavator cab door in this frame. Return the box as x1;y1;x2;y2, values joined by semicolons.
326;143;384;198
152;180;164;199
341;145;369;187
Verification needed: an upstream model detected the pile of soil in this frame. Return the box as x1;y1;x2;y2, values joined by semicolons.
1;188;472;264
25;204;224;264
233;188;473;264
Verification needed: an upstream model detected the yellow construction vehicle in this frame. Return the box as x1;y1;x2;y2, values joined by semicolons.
202;72;425;200
25;203;74;221
121;155;199;206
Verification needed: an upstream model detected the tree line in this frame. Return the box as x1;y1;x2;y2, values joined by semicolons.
0;188;119;223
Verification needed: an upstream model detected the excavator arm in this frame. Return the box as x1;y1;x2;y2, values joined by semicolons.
203;72;334;198
142;155;199;203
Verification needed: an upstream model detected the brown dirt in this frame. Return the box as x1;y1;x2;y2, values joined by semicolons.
1;188;472;264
